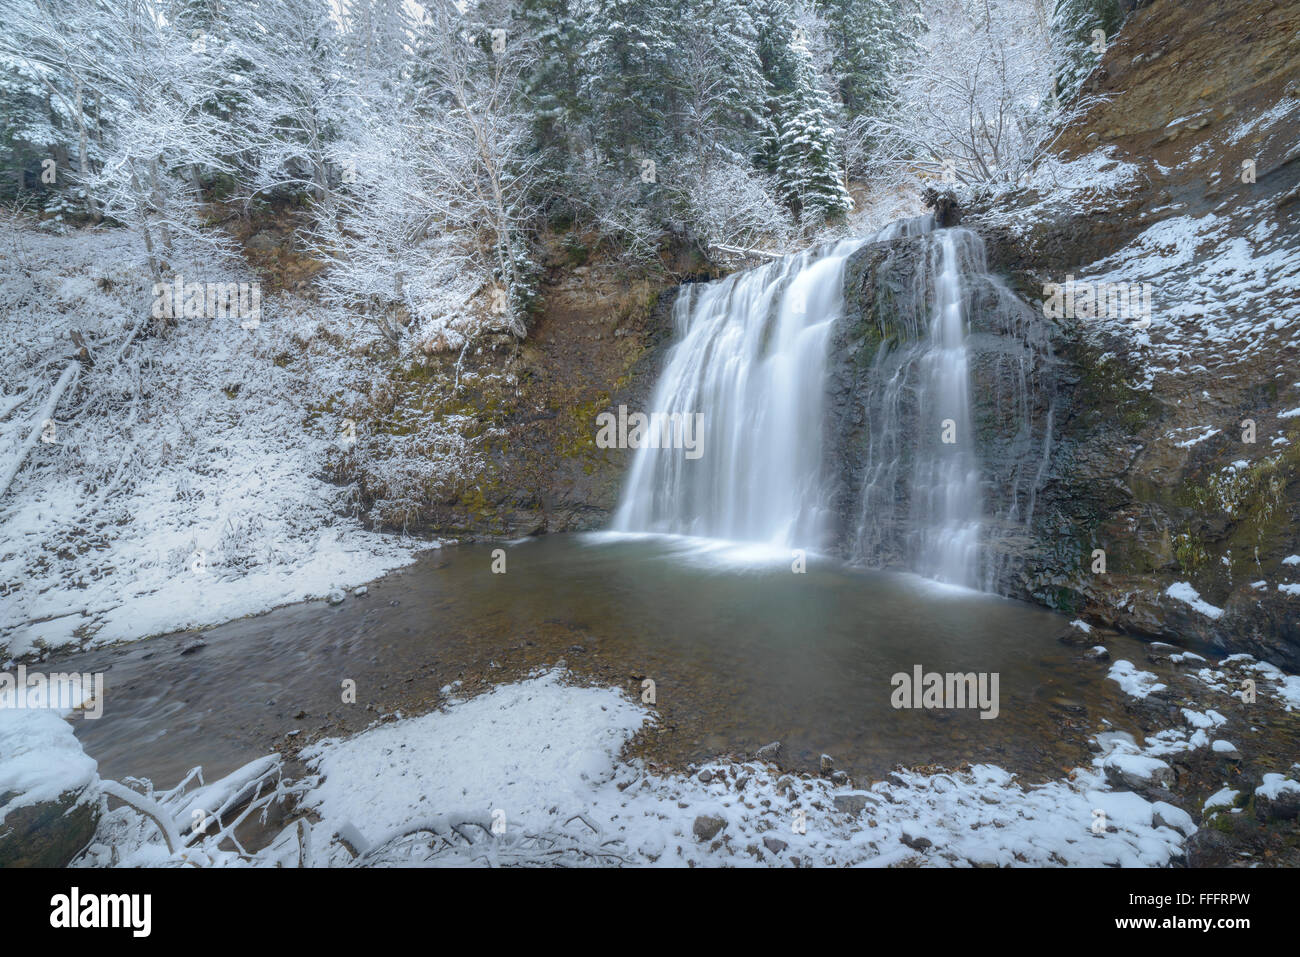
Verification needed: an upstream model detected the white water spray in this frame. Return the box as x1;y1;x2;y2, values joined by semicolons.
908;229;983;586
612;238;865;547
614;215;1044;592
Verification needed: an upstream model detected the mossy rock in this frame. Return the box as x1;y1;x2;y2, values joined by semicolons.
0;787;99;867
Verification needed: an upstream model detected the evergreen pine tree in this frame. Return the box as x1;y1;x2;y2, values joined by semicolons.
512;0;585;156
579;0;683;172
679;0;767;165
166;0;263;194
1051;0;1125;103
821;0;922;122
753;0;851;224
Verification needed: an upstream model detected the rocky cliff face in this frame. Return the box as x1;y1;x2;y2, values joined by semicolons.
837;0;1300;666
338;237;694;539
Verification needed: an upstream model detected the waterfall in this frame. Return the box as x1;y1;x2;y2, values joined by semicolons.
852;225;1051;590
854;227;982;587
612;213;1051;592
611;238;866;548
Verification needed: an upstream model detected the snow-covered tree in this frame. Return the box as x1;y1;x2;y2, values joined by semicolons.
0;0;112;216
863;0;1091;187
754;0;852;225
310;0;541;346
512;0;586;157
4;0;242;274
579;0;683;172
821;0;923;122
1051;0;1126;103
243;0;351;204
677;0;767;168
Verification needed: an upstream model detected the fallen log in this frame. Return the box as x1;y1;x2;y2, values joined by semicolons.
710;242;784;261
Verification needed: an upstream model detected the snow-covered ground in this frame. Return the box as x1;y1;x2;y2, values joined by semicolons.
0;218;424;659
55;663;1300;868
291;670;1194;867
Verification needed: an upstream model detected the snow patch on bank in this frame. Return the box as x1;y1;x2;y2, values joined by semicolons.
76;669;1199;867
0;222;425;658
0;708;98;822
1107;659;1167;698
301;671;649;842
1166;582;1224;620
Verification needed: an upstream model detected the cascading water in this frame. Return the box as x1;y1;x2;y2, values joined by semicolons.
852;224;1052;589
613;213;1051;592
855;226;983;586
611;238;865;547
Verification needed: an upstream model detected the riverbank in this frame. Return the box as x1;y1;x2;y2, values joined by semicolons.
27;644;1300;867
8;535;1298;867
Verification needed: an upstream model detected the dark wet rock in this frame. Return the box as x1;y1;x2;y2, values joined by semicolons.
1151;800;1196;837
755;741;782;765
1056;626;1097;647
1217;591;1300;672
1103;753;1174;791
1212;742;1242;763
923;187;962;228
697;769;714;784
820;754;834;772
1083;646;1110;661
1185;827;1235;868
692;814;726;841
1254;779;1300;822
